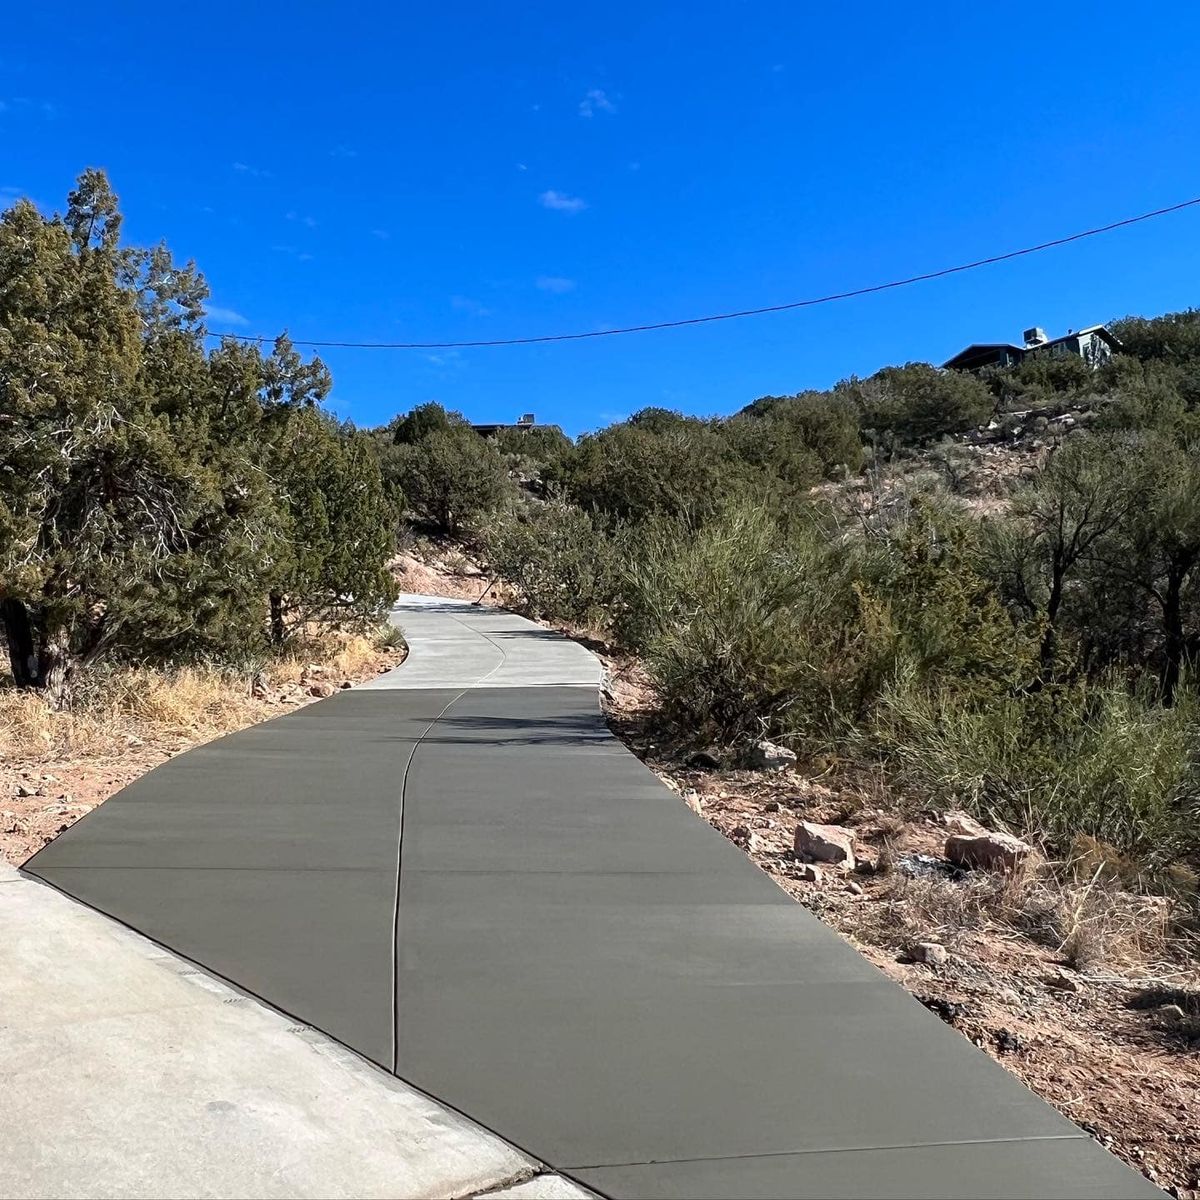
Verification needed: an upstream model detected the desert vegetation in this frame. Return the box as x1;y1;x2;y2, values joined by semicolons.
0;172;399;712
377;323;1200;894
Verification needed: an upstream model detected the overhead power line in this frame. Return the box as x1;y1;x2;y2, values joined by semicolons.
207;196;1200;350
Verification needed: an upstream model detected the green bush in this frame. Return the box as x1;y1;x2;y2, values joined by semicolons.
619;504;857;746
839;362;993;447
484;499;619;626
853;506;1040;709
561;414;759;526
733;390;865;476
389;424;513;535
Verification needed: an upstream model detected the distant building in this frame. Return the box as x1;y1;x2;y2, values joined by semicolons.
471;412;537;437
943;325;1121;373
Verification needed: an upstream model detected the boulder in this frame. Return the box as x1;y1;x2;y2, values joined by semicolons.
746;740;797;770
943;809;988;837
307;681;336;699
794;863;823;883
945;829;1031;872
794;820;856;871
909;941;949;967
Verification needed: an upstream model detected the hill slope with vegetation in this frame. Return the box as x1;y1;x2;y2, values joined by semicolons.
378;317;1200;886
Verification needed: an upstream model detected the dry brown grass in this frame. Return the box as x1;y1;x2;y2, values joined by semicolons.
859;858;1177;973
0;630;388;764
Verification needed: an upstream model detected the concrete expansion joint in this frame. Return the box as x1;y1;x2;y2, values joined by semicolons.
467;1164;542;1195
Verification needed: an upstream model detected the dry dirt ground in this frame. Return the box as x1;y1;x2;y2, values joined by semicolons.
600;656;1199;1198
1;642;404;867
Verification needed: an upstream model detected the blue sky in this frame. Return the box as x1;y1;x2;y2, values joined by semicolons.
3;2;1199;435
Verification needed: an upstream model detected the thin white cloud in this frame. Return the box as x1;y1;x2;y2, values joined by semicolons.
536;275;576;294
451;295;492;317
205;304;250;327
286;210;318;228
539;189;587;214
0;97;55;118
1;185;41;210
371;228;390;240
579;88;616;118
330;145;357;158
271;244;315;263
232;161;272;178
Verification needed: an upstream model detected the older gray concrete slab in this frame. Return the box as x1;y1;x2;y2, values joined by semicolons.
363;595;601;690
34;863;398;1067
22;598;1161;1199
0;865;537;1200
480;1174;596;1199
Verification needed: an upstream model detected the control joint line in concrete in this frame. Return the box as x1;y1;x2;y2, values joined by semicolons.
561;1132;1089;1171
389;624;510;1076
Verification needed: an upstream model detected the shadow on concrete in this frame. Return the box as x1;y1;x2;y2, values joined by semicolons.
408;710;610;747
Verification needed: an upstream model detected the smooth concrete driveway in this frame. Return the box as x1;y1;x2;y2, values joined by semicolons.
24;596;1159;1200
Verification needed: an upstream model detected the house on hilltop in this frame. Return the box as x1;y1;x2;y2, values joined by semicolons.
943;325;1120;373
471;412;537;437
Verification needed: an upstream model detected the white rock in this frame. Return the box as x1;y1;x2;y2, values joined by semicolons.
945;830;1032;872
746;740;797;770
1047;969;1083;994
794;820;856;871
943;809;988;837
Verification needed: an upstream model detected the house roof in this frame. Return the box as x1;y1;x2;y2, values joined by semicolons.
942;343;1024;371
942;325;1122;370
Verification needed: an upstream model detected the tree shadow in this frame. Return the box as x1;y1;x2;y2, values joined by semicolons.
418;710;612;747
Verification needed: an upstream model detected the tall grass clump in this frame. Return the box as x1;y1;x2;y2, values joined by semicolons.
872;670;1200;866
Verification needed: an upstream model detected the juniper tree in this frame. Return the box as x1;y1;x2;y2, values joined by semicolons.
0;172;397;703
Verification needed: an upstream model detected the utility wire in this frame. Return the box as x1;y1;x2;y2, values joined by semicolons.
205;195;1200;351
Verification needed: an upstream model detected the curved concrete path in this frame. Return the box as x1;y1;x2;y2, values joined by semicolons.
24;596;1158;1199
